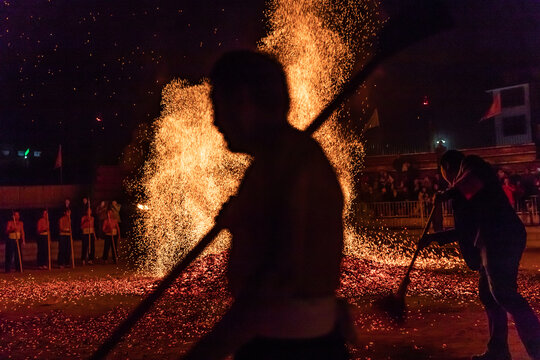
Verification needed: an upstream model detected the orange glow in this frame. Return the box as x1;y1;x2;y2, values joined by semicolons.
135;0;460;276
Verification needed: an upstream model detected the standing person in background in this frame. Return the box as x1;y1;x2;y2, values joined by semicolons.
36;210;50;269
76;197;91;240
102;209;120;264
64;198;71;212
58;209;72;268
64;198;76;241
111;200;122;232
5;211;25;273
81;207;96;265
96;201;108;240
81;197;90;212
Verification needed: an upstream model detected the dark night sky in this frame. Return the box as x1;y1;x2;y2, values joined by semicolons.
0;0;265;150
370;0;540;150
1;0;540;182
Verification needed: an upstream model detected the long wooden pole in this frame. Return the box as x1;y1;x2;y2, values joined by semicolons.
68;213;75;268
86;199;91;263
13;214;23;273
15;239;23;273
110;235;118;264
395;205;437;299
92;233;98;261
46;210;52;270
90;3;452;359
108;213;118;264
85;210;91;263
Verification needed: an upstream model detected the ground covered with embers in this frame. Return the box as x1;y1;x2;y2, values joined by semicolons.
1;253;538;359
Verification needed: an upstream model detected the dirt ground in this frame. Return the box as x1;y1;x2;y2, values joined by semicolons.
0;251;538;360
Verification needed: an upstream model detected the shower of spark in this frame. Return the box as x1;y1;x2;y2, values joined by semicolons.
136;0;461;275
135;81;250;274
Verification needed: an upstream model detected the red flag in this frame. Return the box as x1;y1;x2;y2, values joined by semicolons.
363;109;380;133
480;93;501;121
54;145;62;169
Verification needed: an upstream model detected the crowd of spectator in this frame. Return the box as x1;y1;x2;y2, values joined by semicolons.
358;167;540;211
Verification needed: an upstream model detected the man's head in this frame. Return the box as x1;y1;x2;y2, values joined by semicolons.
210;50;290;154
42;209;48;218
439;150;465;185
13;211;20;221
83;197;88;204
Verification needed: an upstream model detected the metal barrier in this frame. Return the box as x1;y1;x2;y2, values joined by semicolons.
364;200;452;217
359;196;540;228
359;200;453;228
516;195;540;225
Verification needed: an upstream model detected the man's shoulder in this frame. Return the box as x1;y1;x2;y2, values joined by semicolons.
278;128;329;165
463;154;488;167
463;155;493;175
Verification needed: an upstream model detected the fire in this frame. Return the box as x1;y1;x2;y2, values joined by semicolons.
135;0;461;276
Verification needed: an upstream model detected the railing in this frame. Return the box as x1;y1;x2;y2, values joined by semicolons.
516;195;540;225
358;195;540;228
364;143;432;156
357;200;453;228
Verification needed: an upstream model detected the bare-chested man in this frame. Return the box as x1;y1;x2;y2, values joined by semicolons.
182;51;347;360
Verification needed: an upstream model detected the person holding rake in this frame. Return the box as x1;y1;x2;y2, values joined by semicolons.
419;150;540;360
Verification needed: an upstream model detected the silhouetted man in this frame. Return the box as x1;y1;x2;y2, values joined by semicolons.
420;150;540;360
182;51;347;360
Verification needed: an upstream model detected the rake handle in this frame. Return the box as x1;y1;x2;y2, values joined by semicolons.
396;204;437;297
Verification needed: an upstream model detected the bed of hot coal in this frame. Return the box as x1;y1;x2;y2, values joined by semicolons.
0;253;538;359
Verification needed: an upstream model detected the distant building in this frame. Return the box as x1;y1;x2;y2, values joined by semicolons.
488;83;533;146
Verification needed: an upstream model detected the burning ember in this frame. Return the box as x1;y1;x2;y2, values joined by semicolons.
0;257;538;359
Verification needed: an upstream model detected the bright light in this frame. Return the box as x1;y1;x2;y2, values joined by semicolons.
137;204;149;211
